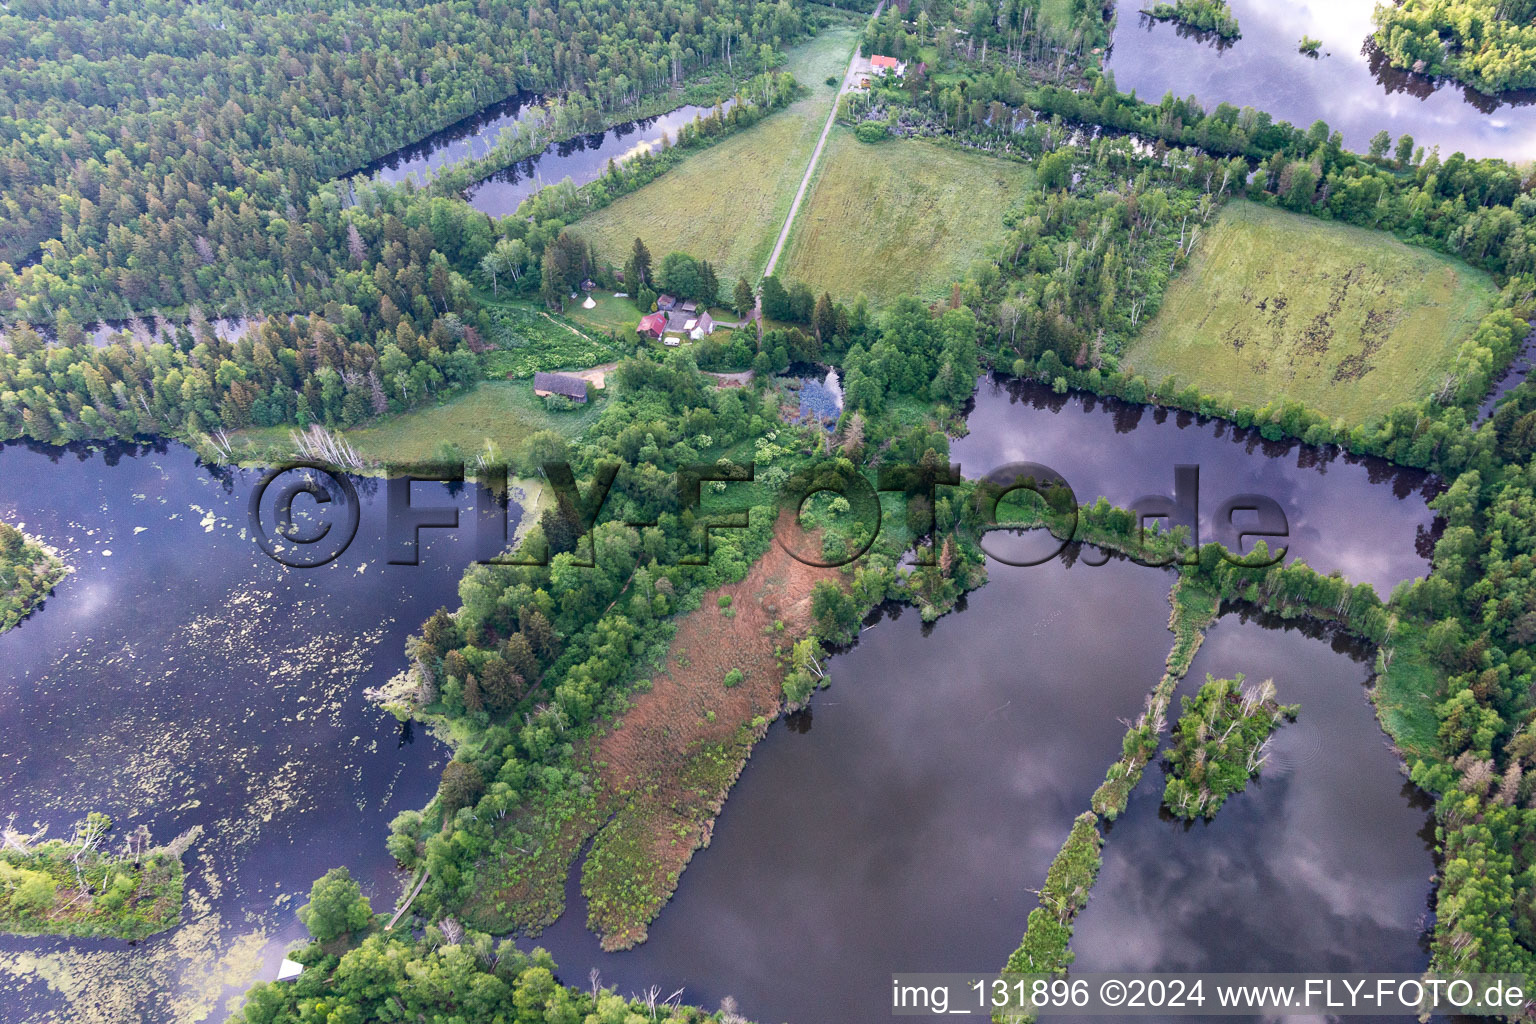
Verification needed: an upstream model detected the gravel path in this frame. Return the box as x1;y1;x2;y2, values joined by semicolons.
761;1;884;280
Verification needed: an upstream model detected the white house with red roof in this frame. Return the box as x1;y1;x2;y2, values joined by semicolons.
852;53;906;89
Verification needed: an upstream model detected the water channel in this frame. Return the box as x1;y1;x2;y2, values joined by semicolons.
463;100;737;219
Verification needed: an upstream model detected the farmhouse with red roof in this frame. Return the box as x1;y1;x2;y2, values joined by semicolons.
853;53;907;89
637;312;667;338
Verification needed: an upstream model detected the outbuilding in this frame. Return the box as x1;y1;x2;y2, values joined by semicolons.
533;371;589;403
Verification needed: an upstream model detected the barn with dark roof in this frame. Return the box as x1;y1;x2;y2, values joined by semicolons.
532;372;589;403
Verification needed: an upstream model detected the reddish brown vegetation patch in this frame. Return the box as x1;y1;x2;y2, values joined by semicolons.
583;526;841;948
600;527;837;779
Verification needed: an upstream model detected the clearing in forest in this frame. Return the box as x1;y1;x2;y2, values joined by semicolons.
229;380;600;468
779;130;1033;307
571;25;860;285
1124;200;1497;424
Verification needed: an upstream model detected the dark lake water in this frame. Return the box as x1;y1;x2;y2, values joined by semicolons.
1477;331;1536;424
519;555;1183;1022
515;563;1432;1023
0;380;1439;1024
951;377;1438;594
1070;610;1435;1007
1062;607;1431;1024
0;441;511;1024
464;101;736;219
1104;0;1536;159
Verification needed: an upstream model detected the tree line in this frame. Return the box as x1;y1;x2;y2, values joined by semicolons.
1373;0;1536;94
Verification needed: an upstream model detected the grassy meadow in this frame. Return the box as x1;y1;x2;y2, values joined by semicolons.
565;291;642;335
1038;0;1078;40
570;25;859;284
230;381;602;469
779;130;1033;306
1124;201;1498;423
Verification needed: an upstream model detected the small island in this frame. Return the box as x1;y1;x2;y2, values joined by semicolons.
1144;0;1241;39
1163;675;1298;820
1298;35;1322;56
0;814;194;940
0;521;67;634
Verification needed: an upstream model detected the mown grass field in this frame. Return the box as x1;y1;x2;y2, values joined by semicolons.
779;130;1033;306
570;25;859;285
1124;201;1498;423
342;381;602;463
566;291;642;335
230;381;602;468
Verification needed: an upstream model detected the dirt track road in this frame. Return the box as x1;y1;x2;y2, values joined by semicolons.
760;0;884;280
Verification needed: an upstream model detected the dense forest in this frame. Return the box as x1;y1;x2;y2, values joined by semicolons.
1373;0;1536;94
0;181;492;443
0;0;822;457
0;0;806;316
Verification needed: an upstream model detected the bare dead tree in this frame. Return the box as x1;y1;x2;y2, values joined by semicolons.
204;429;236;462
1245;736;1273;774
290;423;363;470
719;995;747;1024
639;985;662;1020
124;824;152;865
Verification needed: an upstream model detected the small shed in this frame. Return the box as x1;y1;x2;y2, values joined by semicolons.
679;299;698;314
656;294;677;311
275;958;304;982
533;372;589;403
